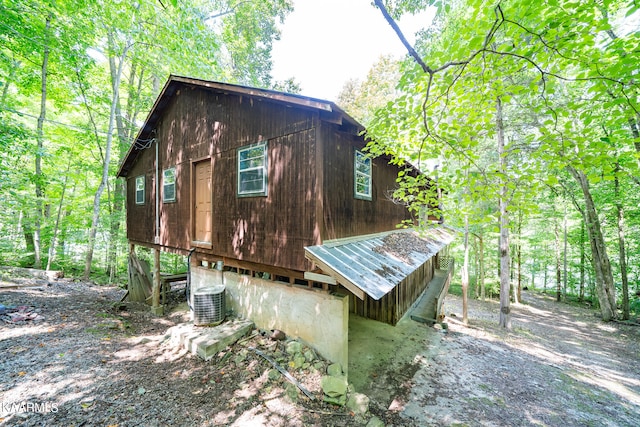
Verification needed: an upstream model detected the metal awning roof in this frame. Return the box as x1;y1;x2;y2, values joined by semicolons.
304;227;454;301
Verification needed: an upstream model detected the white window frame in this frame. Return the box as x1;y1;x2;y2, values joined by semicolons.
237;142;268;197
135;175;145;205
354;150;372;200
163;167;176;203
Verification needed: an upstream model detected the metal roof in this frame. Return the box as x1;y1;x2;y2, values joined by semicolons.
304;227;454;301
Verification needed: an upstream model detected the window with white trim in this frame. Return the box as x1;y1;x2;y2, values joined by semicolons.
237;142;268;197
135;175;145;205
354;150;372;200
163;167;176;202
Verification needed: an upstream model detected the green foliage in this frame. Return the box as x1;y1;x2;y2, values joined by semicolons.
0;0;292;280
337;55;401;126
367;0;640;311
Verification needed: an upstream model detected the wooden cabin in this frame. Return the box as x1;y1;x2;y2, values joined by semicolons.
117;75;453;331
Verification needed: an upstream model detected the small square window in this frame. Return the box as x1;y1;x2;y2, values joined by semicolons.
354;150;372;200
237;142;268;197
163;167;176;202
135;175;145;205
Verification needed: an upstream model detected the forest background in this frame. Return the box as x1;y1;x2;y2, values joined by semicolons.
1;0;638;325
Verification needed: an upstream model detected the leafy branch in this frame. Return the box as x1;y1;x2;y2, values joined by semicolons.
374;1;639;124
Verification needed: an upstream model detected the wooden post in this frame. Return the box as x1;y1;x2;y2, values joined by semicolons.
151;248;163;315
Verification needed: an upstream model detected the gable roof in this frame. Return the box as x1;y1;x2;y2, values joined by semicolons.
116;75;362;178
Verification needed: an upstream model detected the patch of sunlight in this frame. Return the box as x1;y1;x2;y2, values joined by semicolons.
587;348;609;357
230;406;282;427
389;396;406;411
263;395;300;421
595;323;618;333
213;408;236;425
569;371;640;406
510;341;567;365
3;371;97;410
520;305;553;317
412;354;431;366
0;324;61;341
525;410;551;426
153;345;189;363
234;372;268;400
112;346;150;362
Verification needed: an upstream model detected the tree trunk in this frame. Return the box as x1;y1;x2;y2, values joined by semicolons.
479;234;485;301
516;212;522;303
568;166;616;320
510;245;518;304
614;167;630;320
563;203;568;301
0;59;20;109
84;33;130;279
543;245;548;293
462;215;469;325
555;217;562;302
21;212;36;266
496;96;511;329
46;160;70;271
579;221;585;302
106;62;143;280
34;15;51;269
530;245;537;289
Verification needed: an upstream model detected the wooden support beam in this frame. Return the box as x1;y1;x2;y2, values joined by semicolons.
305;255;365;300
151;248;163;315
304;271;337;285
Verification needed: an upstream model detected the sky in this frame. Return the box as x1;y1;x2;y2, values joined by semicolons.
270;0;434;101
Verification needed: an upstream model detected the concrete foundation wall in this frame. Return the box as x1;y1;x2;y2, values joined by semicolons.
191;267;348;370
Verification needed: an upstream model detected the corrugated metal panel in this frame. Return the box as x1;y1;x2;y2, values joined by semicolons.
304;227;454;301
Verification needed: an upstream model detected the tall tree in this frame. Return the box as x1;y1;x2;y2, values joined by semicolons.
1;0;293;277
369;0;638;322
496;95;511;328
614;163;630;320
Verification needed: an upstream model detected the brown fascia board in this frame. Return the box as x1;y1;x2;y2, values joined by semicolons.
116;75;363;178
116;76;178;178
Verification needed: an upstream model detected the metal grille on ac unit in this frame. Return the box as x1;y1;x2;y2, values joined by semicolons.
192;285;226;326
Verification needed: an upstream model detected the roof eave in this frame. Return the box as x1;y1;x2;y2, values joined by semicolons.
116;75;364;178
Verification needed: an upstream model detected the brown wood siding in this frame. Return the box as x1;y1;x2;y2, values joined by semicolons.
124;85;319;271
346;257;434;325
320;124;412;241
126;160;156;245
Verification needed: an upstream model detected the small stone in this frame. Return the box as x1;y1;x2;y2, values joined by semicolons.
270;329;286;341
286;341;303;355
321;375;348;398
366;415;385;427
137;387;146;395
347;392;370;415
433;323;443;330
327;363;343;377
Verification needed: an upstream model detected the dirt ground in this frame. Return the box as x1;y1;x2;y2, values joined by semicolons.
1;271;640;426
403;292;640;426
